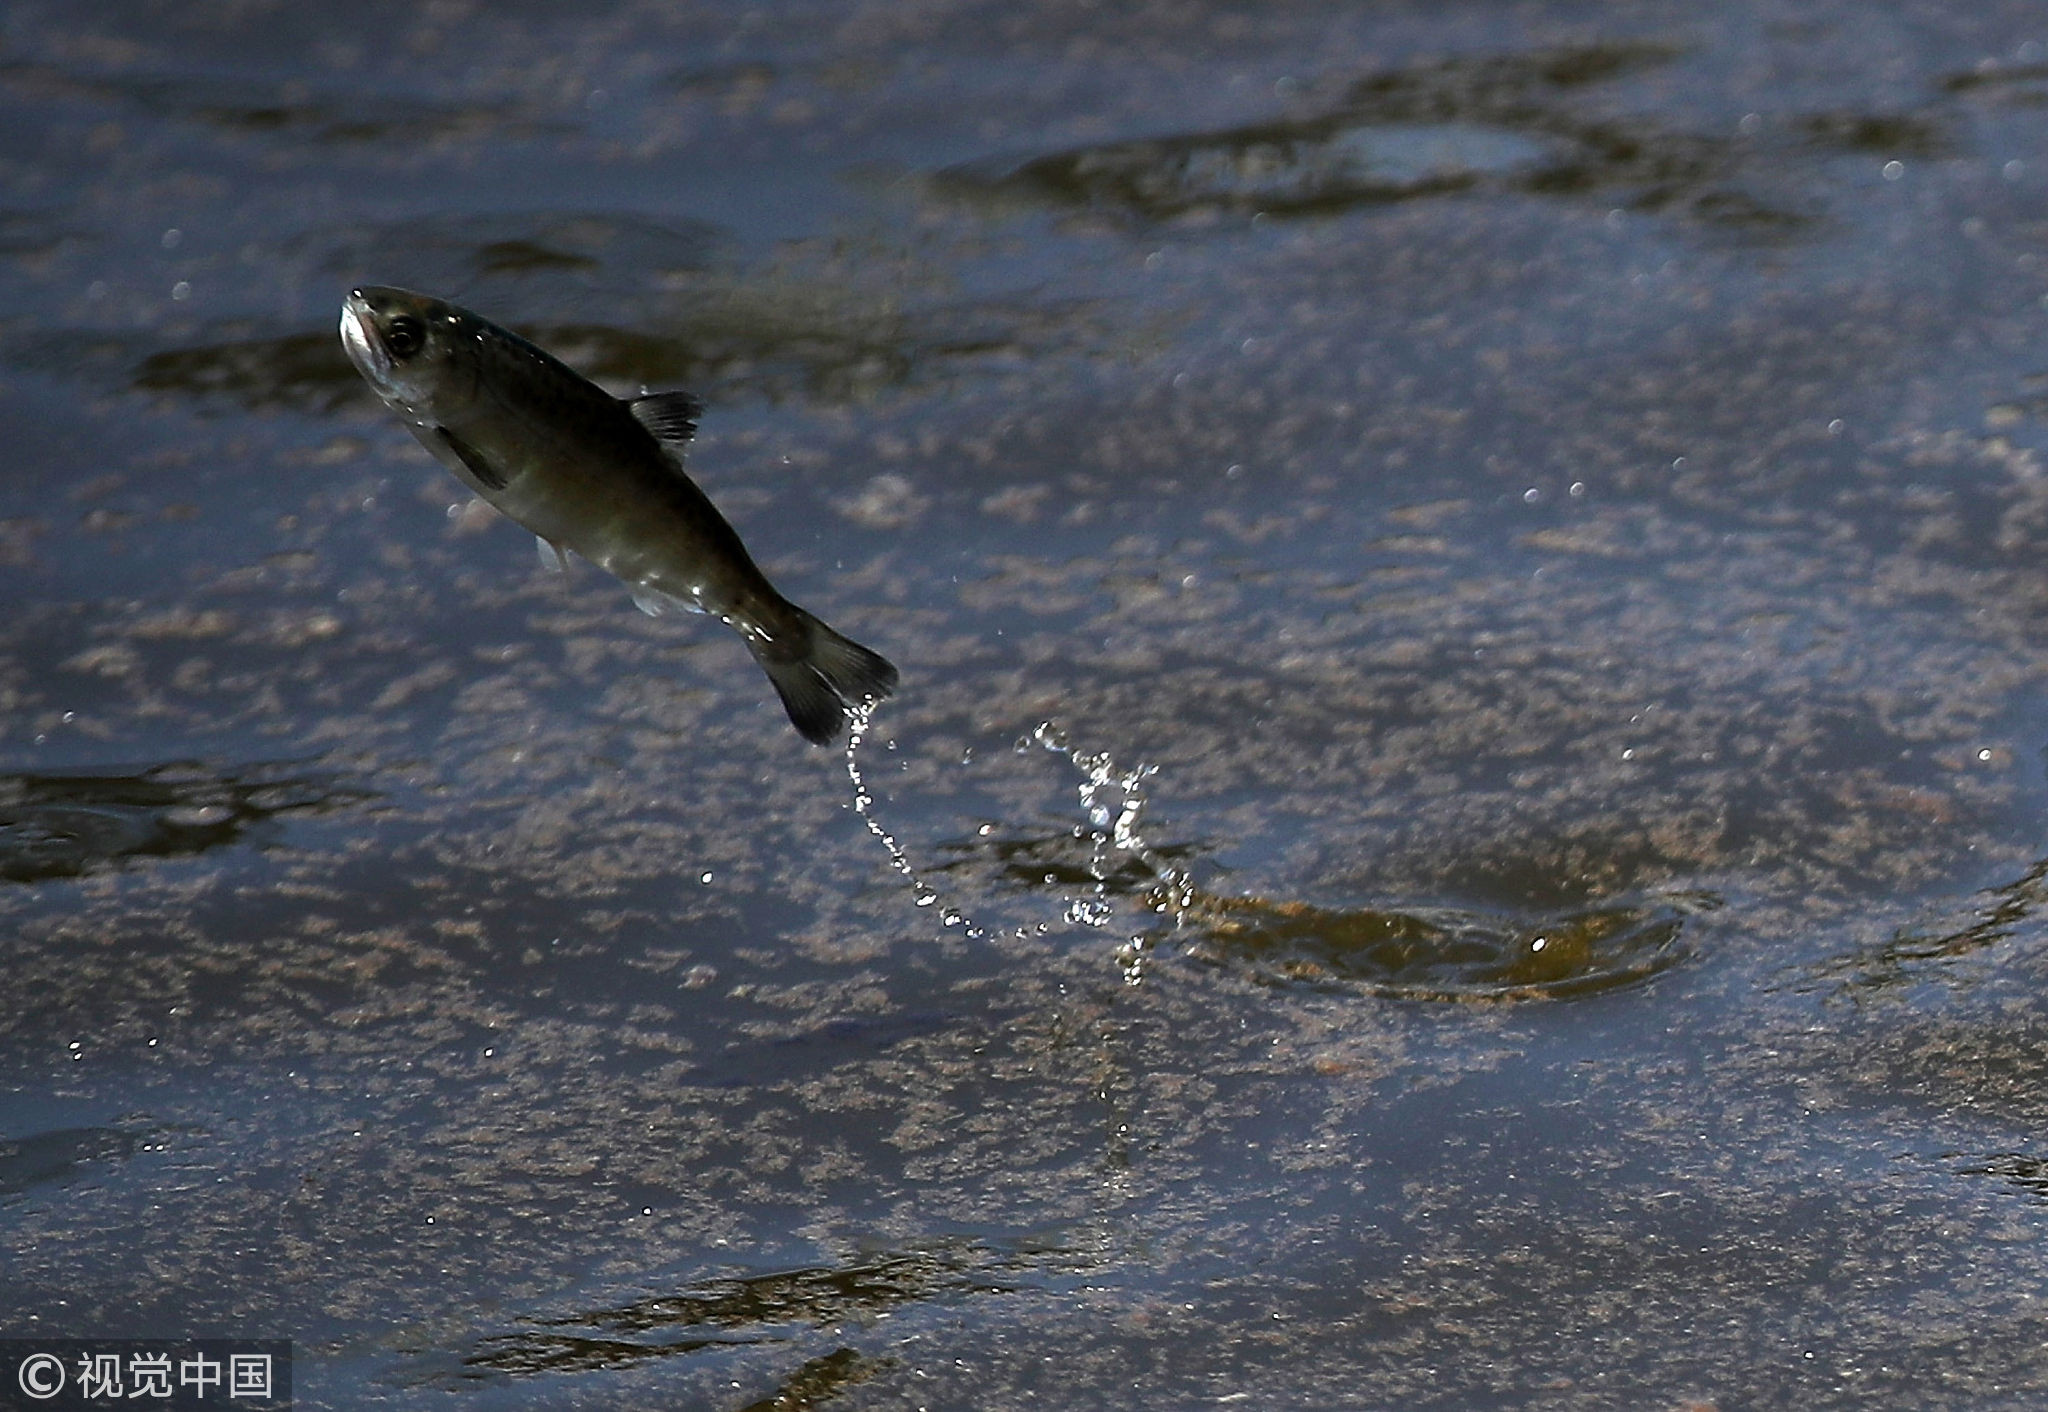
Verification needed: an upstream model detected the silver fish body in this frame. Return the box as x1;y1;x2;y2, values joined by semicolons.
339;286;896;744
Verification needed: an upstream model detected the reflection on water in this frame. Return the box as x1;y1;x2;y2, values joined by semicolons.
0;761;359;883
457;1238;1070;1381
939;40;1958;236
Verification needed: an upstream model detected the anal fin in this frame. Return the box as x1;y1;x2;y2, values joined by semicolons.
631;585;698;618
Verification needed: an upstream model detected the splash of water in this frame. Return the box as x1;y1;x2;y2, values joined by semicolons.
843;701;977;935
839;710;1197;976
845;713;1696;999
1024;721;1199;983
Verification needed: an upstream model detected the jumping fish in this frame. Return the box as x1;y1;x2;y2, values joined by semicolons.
338;286;897;744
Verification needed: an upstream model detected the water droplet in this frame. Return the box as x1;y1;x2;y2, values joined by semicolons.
844;702;984;936
1067;897;1113;927
163;804;232;828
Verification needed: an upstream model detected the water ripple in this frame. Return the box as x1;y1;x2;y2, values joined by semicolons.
919;722;1715;1000
0;760;363;883
1181;890;1702;1001
937;40;1953;238
453;1237;1080;1381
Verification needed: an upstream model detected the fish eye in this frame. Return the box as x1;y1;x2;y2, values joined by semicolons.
385;314;426;359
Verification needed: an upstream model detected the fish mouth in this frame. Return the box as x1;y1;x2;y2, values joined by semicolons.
338;290;392;385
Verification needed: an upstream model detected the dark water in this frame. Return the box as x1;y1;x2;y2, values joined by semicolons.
9;0;2048;1405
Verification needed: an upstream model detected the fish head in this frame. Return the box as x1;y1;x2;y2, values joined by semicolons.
339;286;481;418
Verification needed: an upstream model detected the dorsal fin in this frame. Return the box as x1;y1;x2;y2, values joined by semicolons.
626;391;703;449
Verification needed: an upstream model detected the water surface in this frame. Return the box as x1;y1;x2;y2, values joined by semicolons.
9;0;2048;1406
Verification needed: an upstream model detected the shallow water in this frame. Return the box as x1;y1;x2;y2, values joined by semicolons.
10;0;2048;1406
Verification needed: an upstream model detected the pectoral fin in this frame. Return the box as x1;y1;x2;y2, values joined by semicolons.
430;425;508;491
536;537;569;573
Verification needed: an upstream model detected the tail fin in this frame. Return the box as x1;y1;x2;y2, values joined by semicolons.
749;608;899;746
